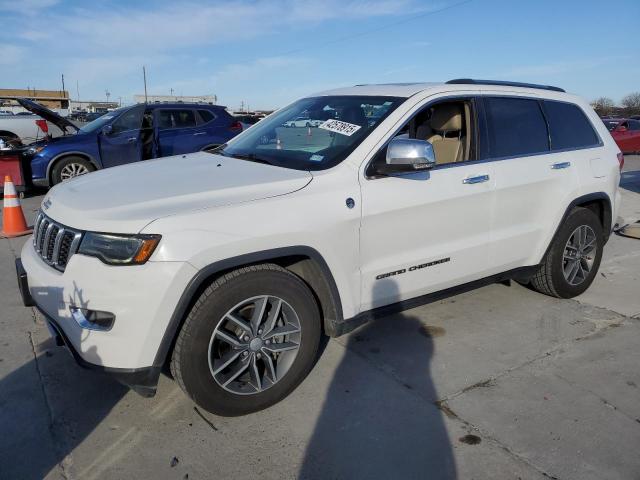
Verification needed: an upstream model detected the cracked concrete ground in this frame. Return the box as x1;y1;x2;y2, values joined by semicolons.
1;156;639;480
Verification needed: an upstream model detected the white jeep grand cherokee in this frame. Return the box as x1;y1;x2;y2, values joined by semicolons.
17;79;622;416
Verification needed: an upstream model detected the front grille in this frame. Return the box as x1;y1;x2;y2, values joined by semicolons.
33;212;83;271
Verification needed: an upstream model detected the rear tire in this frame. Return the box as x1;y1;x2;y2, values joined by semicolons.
0;131;22;147
51;156;95;185
529;207;603;298
170;264;321;416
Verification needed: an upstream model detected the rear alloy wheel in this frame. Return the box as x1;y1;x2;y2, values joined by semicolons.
529;207;603;298
171;264;321;416
51;156;95;185
562;225;597;286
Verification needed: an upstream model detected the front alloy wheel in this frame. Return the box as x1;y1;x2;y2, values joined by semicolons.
209;295;302;395
60;162;90;181
171;264;321;416
51;156;95;185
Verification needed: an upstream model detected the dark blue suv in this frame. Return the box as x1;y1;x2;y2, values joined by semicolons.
20;99;243;186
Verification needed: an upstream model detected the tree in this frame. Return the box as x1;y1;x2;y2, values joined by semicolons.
591;97;615;116
621;92;640;112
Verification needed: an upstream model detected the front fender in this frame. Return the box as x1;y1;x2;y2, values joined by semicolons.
151;245;345;368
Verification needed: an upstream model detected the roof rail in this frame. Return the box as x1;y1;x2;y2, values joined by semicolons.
446;78;565;93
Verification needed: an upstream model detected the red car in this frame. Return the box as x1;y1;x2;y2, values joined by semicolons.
610;118;640;154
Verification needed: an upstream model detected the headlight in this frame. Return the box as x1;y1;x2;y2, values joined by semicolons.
27;146;45;155
78;233;161;265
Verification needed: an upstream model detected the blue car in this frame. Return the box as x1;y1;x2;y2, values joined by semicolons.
19;99;243;186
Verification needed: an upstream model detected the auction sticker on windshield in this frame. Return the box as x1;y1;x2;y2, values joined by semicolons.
319;119;362;136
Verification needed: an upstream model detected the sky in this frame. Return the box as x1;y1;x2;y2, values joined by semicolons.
1;0;638;111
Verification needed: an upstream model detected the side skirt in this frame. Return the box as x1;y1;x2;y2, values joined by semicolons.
334;265;538;336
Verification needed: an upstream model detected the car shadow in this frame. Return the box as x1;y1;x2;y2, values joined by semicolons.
1;284;128;479
298;280;456;479
0;342;128;480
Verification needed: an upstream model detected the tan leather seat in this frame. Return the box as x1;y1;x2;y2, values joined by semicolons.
426;104;465;164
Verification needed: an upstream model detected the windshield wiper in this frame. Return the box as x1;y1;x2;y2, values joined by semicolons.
226;152;273;166
207;143;227;154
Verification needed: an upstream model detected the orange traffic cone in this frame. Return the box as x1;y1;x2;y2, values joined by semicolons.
1;176;32;238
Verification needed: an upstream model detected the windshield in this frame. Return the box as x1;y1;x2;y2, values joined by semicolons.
78;107;127;133
602;120;620;131
216;95;403;170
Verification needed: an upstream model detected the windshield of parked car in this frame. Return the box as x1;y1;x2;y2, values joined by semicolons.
216;96;403;170
602;119;621;131
78;107;128;133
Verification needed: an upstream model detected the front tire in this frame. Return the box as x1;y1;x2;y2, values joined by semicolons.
51;156;95;185
170;264;321;416
529;207;603;298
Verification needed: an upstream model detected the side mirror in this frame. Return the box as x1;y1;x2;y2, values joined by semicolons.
375;137;436;175
616;125;627;132
101;124;113;136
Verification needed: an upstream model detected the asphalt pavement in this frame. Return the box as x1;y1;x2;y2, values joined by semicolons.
1;156;639;480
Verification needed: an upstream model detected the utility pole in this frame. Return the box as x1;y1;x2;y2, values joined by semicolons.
61;74;65;94
170;88;174;97
143;65;148;103
76;80;80;102
105;89;111;103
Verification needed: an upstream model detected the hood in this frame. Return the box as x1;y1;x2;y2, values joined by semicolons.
17;98;79;134
41;152;312;233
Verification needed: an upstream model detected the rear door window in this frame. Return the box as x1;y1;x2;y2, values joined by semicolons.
483;97;549;158
157;109;197;130
542;100;600;150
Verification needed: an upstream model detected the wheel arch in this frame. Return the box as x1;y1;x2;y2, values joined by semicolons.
0;130;20;140
46;152;99;185
153;246;344;370
540;191;612;264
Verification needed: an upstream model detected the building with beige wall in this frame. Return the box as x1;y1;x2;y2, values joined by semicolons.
0;88;69;113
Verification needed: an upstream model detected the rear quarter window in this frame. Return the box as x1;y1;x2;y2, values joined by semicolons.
543;101;600;150
197;109;216;124
483;97;549;158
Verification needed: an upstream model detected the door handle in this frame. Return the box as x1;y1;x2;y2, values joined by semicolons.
462;174;490;184
551;162;571;169
193;132;206;136
126;137;136;143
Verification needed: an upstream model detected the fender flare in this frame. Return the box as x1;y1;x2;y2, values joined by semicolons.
541;191;612;263
152;246;344;368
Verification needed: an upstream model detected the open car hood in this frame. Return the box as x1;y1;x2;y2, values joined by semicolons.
16;98;78;134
